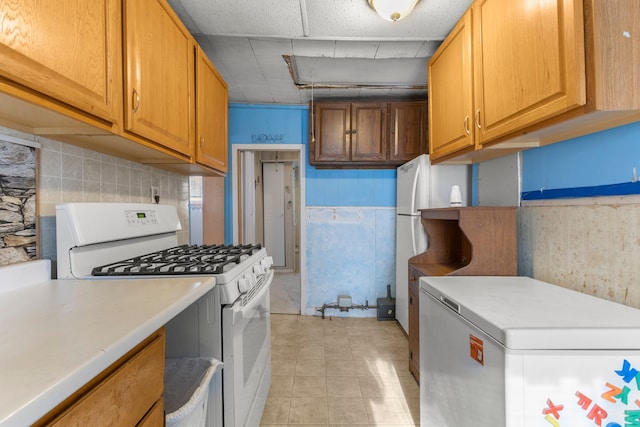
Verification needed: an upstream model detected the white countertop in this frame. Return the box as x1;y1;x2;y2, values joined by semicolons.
0;262;215;427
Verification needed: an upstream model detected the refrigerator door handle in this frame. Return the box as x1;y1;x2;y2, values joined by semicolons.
411;216;428;255
411;218;418;255
410;163;421;212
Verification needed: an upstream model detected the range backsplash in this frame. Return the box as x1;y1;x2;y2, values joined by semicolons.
0;138;37;266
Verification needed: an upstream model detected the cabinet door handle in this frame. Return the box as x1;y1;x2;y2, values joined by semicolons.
200;136;205;149
132;89;140;113
464;115;470;135
475;108;482;129
344;130;350;135
352;129;357;134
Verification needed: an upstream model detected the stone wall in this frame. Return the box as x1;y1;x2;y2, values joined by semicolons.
0;141;37;266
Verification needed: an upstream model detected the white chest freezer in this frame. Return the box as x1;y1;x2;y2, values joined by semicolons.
419;276;640;427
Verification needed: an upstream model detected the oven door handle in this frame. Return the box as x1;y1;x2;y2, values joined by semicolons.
232;269;274;314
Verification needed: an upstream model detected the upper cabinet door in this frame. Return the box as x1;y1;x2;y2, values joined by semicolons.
351;102;387;162
312;102;351;163
196;48;228;173
473;0;585;144
428;9;475;160
389;101;427;162
0;0;120;123
123;0;195;157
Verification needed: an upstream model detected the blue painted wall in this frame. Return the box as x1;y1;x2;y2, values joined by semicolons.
225;103;398;241
226;104;398;315
521;121;640;198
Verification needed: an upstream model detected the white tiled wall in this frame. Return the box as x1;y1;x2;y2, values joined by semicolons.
36;135;190;267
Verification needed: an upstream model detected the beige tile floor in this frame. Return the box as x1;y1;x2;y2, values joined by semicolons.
261;314;419;426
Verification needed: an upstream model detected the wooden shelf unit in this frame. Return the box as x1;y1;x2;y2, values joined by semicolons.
407;207;517;382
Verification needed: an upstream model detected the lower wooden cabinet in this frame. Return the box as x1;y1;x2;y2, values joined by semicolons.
408;266;421;382
34;329;165;427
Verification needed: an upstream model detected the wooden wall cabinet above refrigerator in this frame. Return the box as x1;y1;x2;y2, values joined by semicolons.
310;100;427;168
0;0;228;176
428;0;640;164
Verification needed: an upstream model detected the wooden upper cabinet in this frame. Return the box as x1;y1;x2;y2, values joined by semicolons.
351;102;387;162
428;10;474;160
429;0;585;161
312;102;351;163
388;101;427;163
0;0;121;123
196;48;228;173
311;101;387;165
311;100;425;168
429;0;640;164
123;0;195;157
473;0;585;144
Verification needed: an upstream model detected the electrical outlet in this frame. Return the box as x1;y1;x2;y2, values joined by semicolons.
151;185;159;204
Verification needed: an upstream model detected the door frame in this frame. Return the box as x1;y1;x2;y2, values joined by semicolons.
231;144;306;312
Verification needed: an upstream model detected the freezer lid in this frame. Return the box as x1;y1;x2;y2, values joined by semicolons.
420;276;640;350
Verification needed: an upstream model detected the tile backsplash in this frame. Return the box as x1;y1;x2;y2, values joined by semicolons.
34;132;190;274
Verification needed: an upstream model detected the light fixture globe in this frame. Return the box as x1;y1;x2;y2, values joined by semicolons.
368;0;420;22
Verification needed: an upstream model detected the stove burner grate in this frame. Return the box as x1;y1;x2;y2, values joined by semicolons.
91;243;262;276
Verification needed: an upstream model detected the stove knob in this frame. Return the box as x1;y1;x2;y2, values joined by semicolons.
261;257;273;269
238;277;252;293
254;264;265;275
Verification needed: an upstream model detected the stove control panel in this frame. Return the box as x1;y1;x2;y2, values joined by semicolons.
125;209;159;226
238;273;257;293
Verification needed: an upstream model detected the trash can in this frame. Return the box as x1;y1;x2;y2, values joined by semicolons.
164;357;222;427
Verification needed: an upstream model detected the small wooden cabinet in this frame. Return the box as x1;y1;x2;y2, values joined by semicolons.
34;329;166;427
429;0;640;164
407;207;517;382
123;0;195;157
408;266;421;379
311;101;387;165
0;0;122;124
310;100;426;168
196;48;228;173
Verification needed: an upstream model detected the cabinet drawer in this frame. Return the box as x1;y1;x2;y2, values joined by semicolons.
47;333;165;427
137;398;165;427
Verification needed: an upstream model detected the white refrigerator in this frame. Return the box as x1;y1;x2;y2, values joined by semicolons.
420;275;640;427
395;154;469;333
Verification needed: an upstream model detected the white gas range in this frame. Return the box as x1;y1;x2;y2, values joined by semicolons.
55;202;273;427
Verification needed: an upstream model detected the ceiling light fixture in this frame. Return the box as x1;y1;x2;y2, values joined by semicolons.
368;0;420;22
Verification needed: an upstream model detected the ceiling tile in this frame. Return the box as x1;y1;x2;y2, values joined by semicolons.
167;0;472;104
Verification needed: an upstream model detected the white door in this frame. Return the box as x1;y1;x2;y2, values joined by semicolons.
241;151;256;244
263;162;285;266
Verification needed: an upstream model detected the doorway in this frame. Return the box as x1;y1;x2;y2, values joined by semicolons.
232;144;305;315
